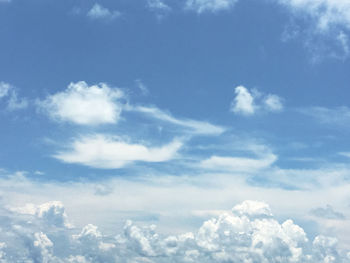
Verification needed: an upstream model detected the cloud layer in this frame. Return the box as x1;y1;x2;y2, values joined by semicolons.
0;200;349;262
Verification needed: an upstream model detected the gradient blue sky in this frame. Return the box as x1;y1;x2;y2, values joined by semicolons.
1;0;350;261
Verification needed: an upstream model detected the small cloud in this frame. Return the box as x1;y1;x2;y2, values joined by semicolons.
54;134;183;169
230;86;284;116
135;79;149;96
310;205;346;220
185;0;238;14
147;0;171;12
87;3;121;21
37;81;124;126
0;82;28;111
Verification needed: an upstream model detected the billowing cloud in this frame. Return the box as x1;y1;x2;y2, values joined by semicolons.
0;82;11;98
230;86;284;116
185;0;238;13
0;200;349;262
130;105;225;135
87;3;121;21
38;81;124;126
54;134;183;169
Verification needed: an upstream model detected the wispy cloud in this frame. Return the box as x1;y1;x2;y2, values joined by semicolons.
310;205;346;220
185;0;238;13
87;3;121;21
230;86;284;116
300;106;350;126
54;134;183;169
129;105;226;135
37;81;124;126
0;81;28;111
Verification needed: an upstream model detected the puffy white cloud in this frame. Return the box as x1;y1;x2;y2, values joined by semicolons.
130;105;225;135
0;200;349;262
185;0;238;13
230;86;284;116
87;3;121;21
54;134;183;169
38;81;124;126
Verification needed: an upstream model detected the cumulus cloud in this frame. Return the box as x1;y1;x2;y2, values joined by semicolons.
130;105;225;135
0;82;11;98
54;134;183;169
185;0;238;13
87;3;121;21
38;81;124;126
230;86;284;116
0;200;349;262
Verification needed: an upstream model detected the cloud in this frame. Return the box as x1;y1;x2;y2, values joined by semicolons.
230;86;284;116
0;82;28;111
310;205;346;220
0;200;349;262
87;3;121;21
0;82;11;98
200;152;277;173
277;0;350;60
185;0;238;13
276;0;350;32
38;81;124;126
300;106;350;126
147;0;171;12
130;105;225;135
54;134;183;169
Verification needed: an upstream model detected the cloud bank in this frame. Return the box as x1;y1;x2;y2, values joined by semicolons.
0;200;349;262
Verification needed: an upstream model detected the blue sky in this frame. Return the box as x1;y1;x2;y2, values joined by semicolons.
1;0;350;262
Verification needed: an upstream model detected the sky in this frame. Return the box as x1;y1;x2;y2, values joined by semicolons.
1;0;350;262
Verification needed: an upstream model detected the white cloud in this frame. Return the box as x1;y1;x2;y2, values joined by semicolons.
300;106;350;126
276;0;350;32
0;199;349;262
38;81;124;126
54;134;183;169
0;82;11;98
200;153;277;172
230;86;284;116
130;105;225;135
87;3;121;21
185;0;238;13
264;94;284;112
147;0;171;12
0;82;28;111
